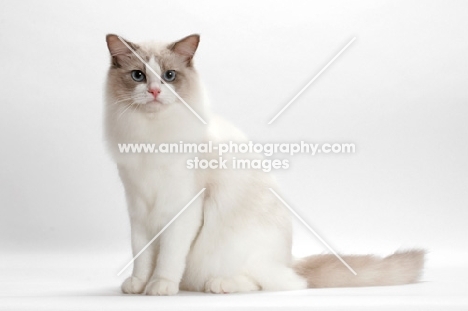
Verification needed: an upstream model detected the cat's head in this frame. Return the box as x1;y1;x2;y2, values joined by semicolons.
105;34;201;113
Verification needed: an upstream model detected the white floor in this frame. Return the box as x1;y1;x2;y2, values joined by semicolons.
1;251;467;311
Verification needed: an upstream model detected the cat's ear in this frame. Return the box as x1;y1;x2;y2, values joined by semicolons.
106;34;137;67
170;34;200;65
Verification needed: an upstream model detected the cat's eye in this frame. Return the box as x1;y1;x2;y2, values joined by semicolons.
131;70;146;82
163;70;176;82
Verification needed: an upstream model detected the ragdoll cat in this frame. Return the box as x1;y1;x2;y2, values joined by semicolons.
104;34;425;295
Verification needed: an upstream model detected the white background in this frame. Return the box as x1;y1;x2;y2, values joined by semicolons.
1;0;467;310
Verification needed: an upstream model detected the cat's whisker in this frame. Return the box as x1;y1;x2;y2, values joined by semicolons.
112;99;132;106
112;93;146;101
111;97;147;109
112;95;132;101
113;95;133;100
131;102;140;113
117;102;136;120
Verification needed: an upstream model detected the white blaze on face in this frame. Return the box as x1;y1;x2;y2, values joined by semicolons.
148;57;177;106
146;57;162;91
131;57;162;105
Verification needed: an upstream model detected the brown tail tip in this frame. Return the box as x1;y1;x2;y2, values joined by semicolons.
294;249;426;288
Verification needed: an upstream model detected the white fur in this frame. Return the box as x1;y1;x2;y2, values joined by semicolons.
105;37;423;296
105;43;306;295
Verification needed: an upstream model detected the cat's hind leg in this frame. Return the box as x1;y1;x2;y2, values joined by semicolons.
251;263;307;292
204;275;260;294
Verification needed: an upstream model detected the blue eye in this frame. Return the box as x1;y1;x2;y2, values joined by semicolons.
163;70;176;82
131;70;145;82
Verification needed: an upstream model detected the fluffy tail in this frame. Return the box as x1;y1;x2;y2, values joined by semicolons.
293;250;425;288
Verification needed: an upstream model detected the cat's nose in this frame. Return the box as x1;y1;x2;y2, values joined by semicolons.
148;88;161;98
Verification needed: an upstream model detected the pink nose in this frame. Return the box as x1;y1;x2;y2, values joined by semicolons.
148;88;161;98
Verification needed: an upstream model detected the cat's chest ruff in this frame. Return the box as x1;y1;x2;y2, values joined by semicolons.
121;153;187;175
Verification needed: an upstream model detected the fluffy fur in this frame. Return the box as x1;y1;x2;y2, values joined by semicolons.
104;34;425;295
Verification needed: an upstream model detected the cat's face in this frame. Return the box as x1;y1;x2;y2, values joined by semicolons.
106;34;200;113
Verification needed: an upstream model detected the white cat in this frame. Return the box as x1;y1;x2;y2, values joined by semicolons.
104;34;424;295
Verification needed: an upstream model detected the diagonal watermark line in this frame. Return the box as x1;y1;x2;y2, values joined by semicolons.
117;188;206;276
117;36;207;125
268;188;357;275
268;37;356;124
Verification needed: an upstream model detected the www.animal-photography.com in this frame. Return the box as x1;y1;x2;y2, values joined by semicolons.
1;1;467;310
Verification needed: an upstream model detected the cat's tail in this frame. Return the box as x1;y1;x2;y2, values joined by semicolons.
293;250;425;288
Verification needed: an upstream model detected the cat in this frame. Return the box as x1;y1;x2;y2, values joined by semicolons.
104;34;425;295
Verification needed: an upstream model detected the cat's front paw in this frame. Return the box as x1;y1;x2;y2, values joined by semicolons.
121;276;147;294
145;278;179;296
